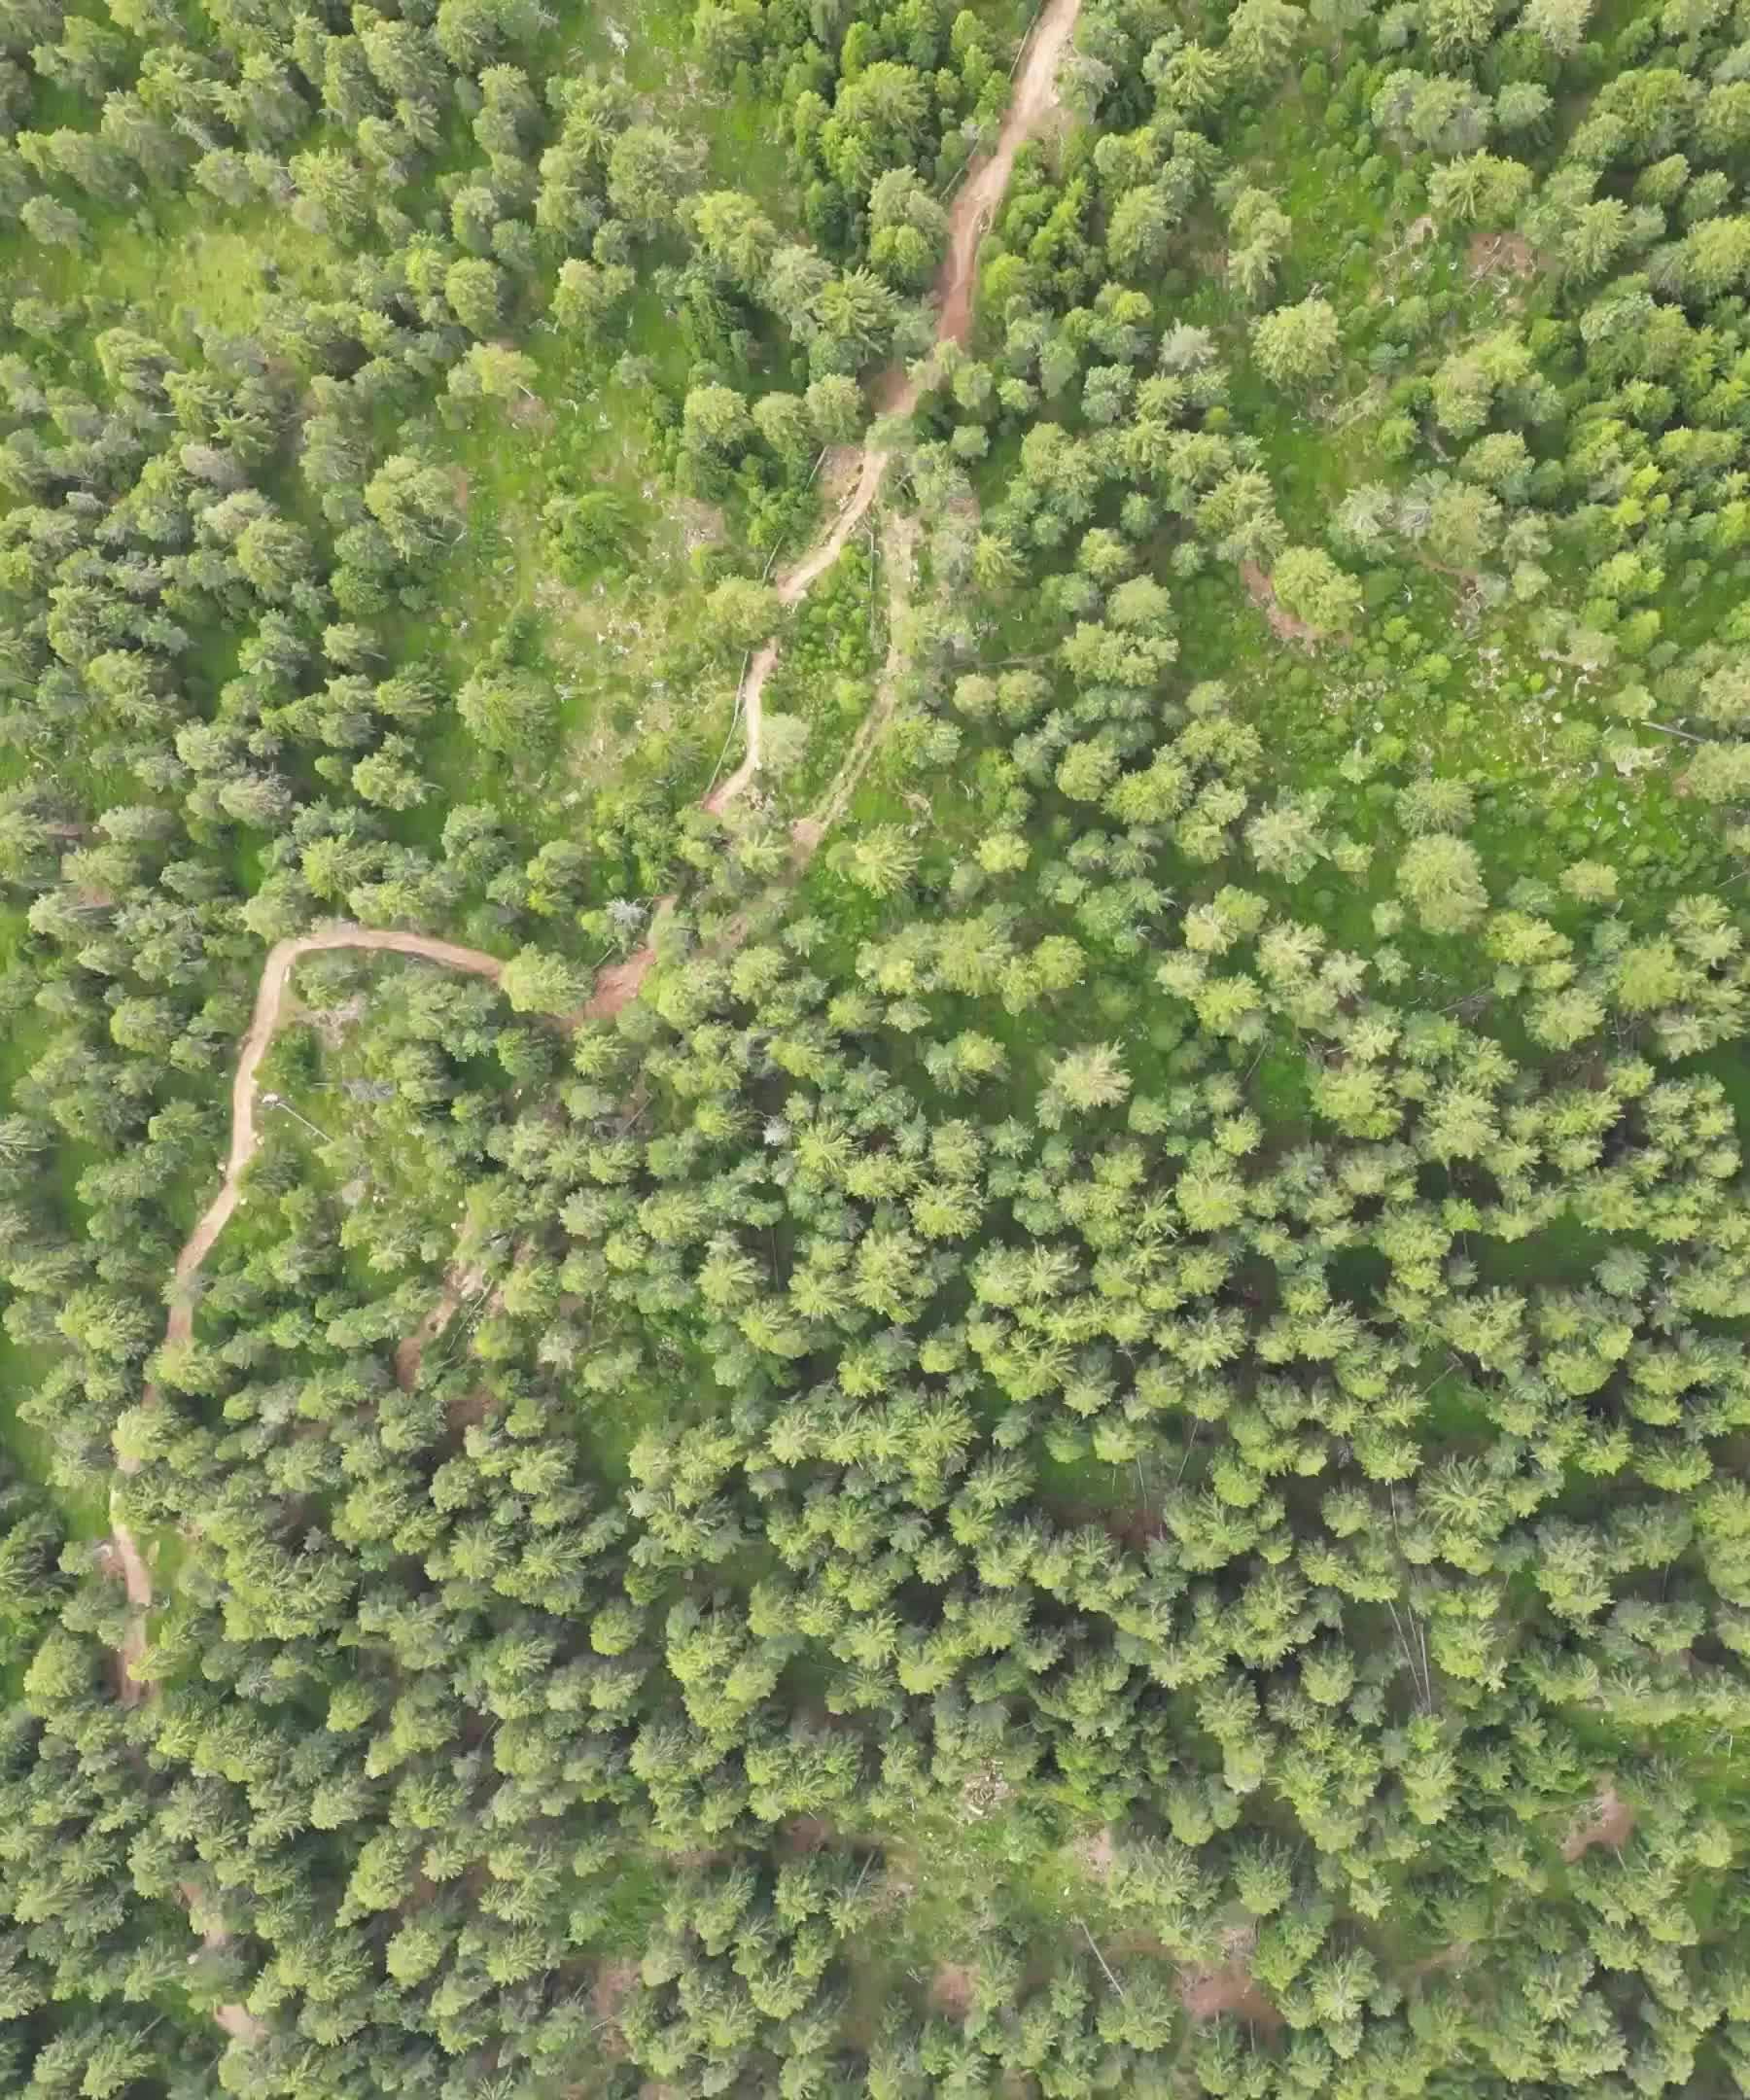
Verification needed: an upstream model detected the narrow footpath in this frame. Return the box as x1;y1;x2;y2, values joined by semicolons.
706;0;1081;820
104;5;1085;2042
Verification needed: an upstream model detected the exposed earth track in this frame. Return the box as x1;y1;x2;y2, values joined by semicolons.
116;0;1085;1502
713;0;1081;823
103;4;1086;2040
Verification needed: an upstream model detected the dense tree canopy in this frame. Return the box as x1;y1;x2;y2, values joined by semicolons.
2;0;1750;2094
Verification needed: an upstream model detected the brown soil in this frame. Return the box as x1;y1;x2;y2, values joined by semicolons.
1179;1961;1281;2029
929;1962;980;2020
1410;1942;1476;1979
1072;1826;1117;1880
1179;1926;1281;2030
679;497;725;552
444;1384;497;1432
593;1955;639;2013
928;0;1081;354
179;1880;225;1940
817;444;863;509
1111;1930;1173;1960
393;1255;493;1392
579;895;676;1017
97;1509;151;1707
1468;229;1536;279
177;1882;266;2043
394;1289;463;1392
960;1762;1015;1820
1561;1782;1635;1862
713;0;1082;822
778;446;891;604
1240;560;1321;647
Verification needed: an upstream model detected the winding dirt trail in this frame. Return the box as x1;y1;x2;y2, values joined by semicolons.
120;928;506;1477
100;5;1085;2036
110;0;1084;1600
166;929;504;1351
126;892;684;1452
98;1501;151;1707
792;509;920;858
393;1281;469;1394
930;0;1081;354
712;0;1082;822
178;1884;267;2041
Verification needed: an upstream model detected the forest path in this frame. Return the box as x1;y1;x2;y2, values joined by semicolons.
99;1498;152;1708
927;0;1082;356
791;508;920;858
716;0;1081;820
110;0;1085;1582
121;927;508;1476
99;5;1086;2026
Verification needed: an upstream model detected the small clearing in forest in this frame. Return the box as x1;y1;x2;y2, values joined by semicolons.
1561;1783;1636;1863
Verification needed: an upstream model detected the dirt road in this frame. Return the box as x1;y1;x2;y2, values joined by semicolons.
100;0;1088;2033
99;1496;152;1707
121;927;506;1476
717;0;1082;821
115;0;1085;1545
928;0;1082;355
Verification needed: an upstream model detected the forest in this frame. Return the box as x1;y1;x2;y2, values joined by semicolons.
4;0;1750;2089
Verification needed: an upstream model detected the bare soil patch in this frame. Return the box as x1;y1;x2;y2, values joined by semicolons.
592;1956;639;2057
817;444;863;511
508;389;553;433
100;1497;152;1706
1411;1942;1476;1979
1469;229;1536;280
1179;1926;1281;2030
579;896;676;1018
679;497;724;553
930;1962;979;2020
1179;1963;1281;2027
395;1282;464;1392
1561;1782;1635;1862
1072;1826;1117;1880
960;1761;1014;1820
1240;559;1319;647
446;1385;497;1433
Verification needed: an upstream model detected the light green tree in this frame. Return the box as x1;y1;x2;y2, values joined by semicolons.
1271;547;1360;636
1250;298;1339;389
1397;833;1488;934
